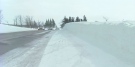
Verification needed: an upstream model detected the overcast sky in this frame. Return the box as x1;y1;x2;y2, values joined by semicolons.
0;0;135;24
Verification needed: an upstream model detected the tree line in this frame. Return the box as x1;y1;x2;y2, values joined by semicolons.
61;15;87;28
44;19;56;29
13;15;56;29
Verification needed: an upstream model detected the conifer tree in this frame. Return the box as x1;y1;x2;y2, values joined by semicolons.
72;17;74;22
52;19;56;28
69;17;72;22
76;17;80;22
83;15;87;21
63;16;69;23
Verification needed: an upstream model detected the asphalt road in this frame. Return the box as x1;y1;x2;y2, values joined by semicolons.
0;30;51;55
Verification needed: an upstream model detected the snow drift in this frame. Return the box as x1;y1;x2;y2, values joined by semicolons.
0;24;35;33
63;22;135;65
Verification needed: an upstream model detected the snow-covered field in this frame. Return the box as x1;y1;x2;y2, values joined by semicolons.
39;22;135;67
0;24;35;33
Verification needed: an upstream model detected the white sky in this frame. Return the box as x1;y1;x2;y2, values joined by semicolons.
0;0;135;24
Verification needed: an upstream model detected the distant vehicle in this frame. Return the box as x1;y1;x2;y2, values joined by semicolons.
38;27;44;30
48;28;52;30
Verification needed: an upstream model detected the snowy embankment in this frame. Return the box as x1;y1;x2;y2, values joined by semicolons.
39;22;135;67
0;24;35;33
63;22;135;65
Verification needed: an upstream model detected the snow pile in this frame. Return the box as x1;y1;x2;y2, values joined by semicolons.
39;28;134;67
0;24;35;33
39;31;95;67
63;22;135;66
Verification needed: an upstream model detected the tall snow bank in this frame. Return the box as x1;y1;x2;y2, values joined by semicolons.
63;22;135;65
0;24;36;33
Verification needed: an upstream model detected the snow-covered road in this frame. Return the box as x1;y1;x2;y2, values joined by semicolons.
0;31;55;67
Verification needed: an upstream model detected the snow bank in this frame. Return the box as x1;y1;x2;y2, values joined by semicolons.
63;22;135;66
0;24;35;33
39;29;134;67
39;31;95;67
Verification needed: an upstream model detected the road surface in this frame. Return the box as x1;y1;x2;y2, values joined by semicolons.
0;30;55;67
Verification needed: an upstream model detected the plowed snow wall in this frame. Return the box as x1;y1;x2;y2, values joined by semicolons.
64;22;135;64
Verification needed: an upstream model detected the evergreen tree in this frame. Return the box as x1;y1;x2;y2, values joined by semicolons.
48;19;51;28
69;17;72;22
76;17;80;22
47;19;49;27
44;20;47;28
63;16;69;23
45;20;49;28
83;15;87;21
72;17;74;22
75;17;77;22
61;16;68;28
52;19;56;28
78;17;80;22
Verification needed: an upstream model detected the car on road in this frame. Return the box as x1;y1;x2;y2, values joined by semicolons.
38;27;44;30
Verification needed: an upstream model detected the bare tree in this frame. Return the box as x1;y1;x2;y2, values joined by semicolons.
18;15;23;26
14;19;16;25
29;16;33;28
25;16;33;28
14;17;18;26
33;20;38;28
103;17;109;22
0;10;3;24
25;16;29;27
